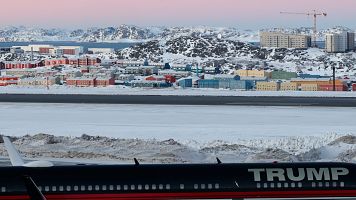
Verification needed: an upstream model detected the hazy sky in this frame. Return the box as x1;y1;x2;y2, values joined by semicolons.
1;0;355;30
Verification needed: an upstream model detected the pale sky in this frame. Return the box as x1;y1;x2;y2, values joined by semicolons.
1;0;355;30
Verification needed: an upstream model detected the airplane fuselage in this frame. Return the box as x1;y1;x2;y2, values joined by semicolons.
0;162;355;200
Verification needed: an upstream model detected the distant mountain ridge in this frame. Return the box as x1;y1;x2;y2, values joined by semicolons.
0;25;353;43
0;25;259;42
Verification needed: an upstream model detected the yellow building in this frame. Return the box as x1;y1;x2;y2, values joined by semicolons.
280;82;298;91
301;84;319;91
256;82;280;91
235;70;271;78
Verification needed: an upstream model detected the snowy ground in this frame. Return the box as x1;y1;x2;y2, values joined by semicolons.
0;103;355;164
1;85;356;97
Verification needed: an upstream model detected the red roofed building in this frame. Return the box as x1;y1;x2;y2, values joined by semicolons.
4;61;43;69
66;77;96;87
319;84;348;91
45;58;69;66
0;76;18;86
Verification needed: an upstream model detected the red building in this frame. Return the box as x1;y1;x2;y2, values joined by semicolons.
164;75;176;83
4;61;43;69
45;58;69;66
319;84;348;91
353;83;356;91
145;75;166;82
39;47;54;54
67;57;101;66
145;75;176;83
95;78;115;86
63;49;76;55
66;77;115;87
66;78;96;87
0;76;18;86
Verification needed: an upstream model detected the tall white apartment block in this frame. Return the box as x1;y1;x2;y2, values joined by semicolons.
325;31;354;53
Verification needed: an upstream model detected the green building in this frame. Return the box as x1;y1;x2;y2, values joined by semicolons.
271;71;298;80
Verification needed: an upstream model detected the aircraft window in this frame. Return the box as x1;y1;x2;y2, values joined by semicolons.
333;182;337;187
45;186;49;192
200;184;205;189
325;182;330;187
52;186;57;192
277;183;282;188
66;186;71;191
159;184;163;190
59;186;64;191
102;185;107;191
208;184;212;189
80;186;85;191
74;186;79;191
180;184;185;190
256;183;261;188
311;182;316;188
1;187;6;192
194;184;198;189
270;183;275;188
152;184;157;190
88;185;93;191
214;183;220;189
284;183;289;188
130;185;135;190
263;183;268;188
95;185;100;191
138;185;142;190
116;185;121;190
38;186;42;191
109;185;114;191
124;185;128;190
166;184;170;190
318;182;323;187
298;183;302;188
145;184;149;190
291;183;295;188
340;182;345;187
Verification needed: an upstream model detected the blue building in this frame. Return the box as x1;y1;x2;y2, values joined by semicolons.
198;79;219;89
219;80;254;90
178;79;193;88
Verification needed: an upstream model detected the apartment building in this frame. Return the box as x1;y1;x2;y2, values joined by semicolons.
325;31;355;53
235;70;271;78
280;82;298;91
256;82;280;91
260;32;311;48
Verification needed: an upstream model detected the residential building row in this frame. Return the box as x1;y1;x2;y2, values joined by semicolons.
261;31;355;53
260;32;312;49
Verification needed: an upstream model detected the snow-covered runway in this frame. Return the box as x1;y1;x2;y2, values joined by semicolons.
0;103;355;163
1;103;354;143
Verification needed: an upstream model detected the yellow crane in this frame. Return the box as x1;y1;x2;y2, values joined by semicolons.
280;10;327;47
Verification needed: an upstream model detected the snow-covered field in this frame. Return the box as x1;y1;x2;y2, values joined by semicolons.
0;103;355;164
1;85;356;97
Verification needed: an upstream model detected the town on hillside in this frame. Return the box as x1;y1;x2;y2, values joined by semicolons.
0;31;356;92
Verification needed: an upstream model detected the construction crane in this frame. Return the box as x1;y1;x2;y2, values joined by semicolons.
280;10;327;47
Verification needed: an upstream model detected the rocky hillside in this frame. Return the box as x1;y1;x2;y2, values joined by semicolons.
117;34;356;76
72;25;155;42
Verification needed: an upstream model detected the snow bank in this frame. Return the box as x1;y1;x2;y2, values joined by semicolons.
1;134;354;164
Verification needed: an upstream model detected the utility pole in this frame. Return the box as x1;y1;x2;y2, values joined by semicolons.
332;66;336;91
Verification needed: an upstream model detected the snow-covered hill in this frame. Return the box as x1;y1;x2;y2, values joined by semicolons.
116;34;356;76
